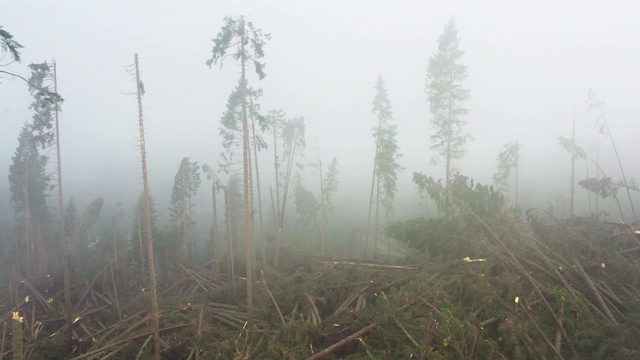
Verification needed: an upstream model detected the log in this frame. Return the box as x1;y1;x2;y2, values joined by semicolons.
305;322;377;360
573;258;617;324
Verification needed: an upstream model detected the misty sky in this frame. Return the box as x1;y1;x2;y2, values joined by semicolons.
1;0;639;226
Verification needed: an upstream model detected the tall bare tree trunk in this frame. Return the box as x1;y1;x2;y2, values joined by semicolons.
22;174;33;278
318;156;327;255
224;186;236;298
570;104;576;218
186;172;193;265
595;105;636;221
211;181;220;280
373;176;380;259
239;35;255;319
515;140;519;211
134;54;161;360
136;208;145;273
53;62;72;343
249;96;266;267
273;123;282;267
365;115;384;260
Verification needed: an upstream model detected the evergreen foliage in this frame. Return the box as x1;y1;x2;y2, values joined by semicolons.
8;125;52;276
424;18;471;194
169;157;201;265
391;174;504;258
0;26;23;62
219;79;268;173
372;75;402;218
206;16;271;79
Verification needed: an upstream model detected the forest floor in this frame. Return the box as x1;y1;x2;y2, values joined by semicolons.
2;213;640;359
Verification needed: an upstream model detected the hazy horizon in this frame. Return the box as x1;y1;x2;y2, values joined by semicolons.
2;0;639;239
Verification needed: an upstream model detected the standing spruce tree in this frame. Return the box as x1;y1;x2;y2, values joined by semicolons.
365;75;402;259
493;141;521;209
207;16;270;320
272;115;306;267
8;125;51;278
294;155;338;255
202;164;222;279
169;157;201;266
424;18;471;209
318;156;339;255
218;79;269;266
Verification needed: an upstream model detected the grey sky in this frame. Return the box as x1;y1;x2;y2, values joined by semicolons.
1;0;639;222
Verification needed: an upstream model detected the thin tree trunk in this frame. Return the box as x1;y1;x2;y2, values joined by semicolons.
136;208;145;273
134;54;161;360
589;144;600;217
162;228;169;284
276;126;299;261
374;174;381;259
186;172;193;266
225;186;236;294
181;166;188;264
318;155;327;256
22;174;33;279
385;190;391;257
365;113;384;260
273;121;282;268
249;96;266;267
53;62;72;343
212;181;220;280
515;140;519;211
570;103;576;218
240;36;255;321
596;105;636;221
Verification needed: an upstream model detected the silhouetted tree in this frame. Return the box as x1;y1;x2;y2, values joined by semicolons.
493;140;521;209
169;157;201;266
366;75;402;258
8;125;51;277
319;157;339;255
272;114;306;267
218;80;270;266
424;18;471;211
207;15;270;320
202;164;222;279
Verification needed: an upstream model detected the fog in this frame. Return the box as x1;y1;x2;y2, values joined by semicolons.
2;1;639;243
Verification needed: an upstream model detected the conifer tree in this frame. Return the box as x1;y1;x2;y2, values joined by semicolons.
424;18;471;209
8;125;51;277
366;75;402;258
319;157;339;255
272;115;306;266
207;15;270;320
493;141;521;209
169;157;201;266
